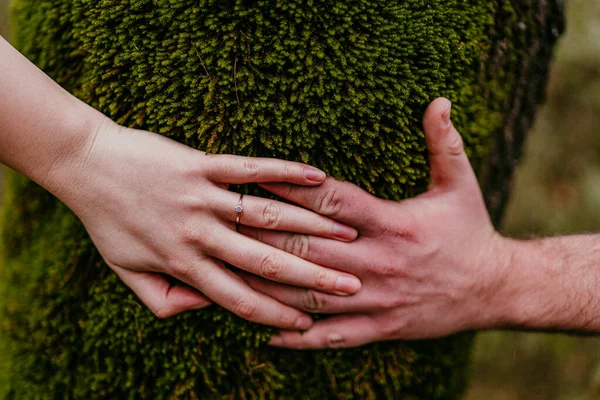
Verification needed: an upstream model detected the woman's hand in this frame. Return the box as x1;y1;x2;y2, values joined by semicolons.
0;37;361;328
239;98;511;347
47;121;362;329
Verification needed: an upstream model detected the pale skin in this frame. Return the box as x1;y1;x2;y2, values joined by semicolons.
3;34;600;349
0;36;363;329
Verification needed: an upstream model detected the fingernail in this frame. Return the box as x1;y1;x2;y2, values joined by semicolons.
442;101;452;128
270;335;284;346
333;223;358;240
306;169;327;182
335;275;361;295
295;315;313;330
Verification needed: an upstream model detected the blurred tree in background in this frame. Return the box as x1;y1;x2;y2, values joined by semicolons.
0;4;10;398
467;1;600;399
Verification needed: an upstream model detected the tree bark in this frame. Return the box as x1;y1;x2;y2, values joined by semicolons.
482;0;565;226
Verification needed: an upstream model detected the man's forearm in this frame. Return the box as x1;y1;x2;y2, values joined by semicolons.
0;35;109;195
494;235;600;333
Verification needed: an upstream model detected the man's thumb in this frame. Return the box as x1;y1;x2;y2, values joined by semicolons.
422;98;477;190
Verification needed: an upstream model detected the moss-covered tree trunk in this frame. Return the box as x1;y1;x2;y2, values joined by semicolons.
1;1;563;399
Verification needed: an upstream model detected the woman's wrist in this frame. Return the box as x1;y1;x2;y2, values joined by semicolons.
34;103;117;210
0;36;117;203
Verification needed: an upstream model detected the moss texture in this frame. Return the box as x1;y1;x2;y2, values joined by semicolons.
1;1;562;399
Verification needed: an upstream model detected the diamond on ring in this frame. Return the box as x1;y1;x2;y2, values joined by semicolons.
235;194;244;232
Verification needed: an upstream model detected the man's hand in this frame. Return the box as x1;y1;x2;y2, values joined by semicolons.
239;98;513;348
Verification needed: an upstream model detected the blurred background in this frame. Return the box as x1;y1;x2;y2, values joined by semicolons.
0;2;8;398
1;0;600;399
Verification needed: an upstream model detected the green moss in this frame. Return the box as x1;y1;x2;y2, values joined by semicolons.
1;1;557;398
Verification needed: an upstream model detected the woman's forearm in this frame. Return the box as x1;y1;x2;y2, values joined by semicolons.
0;34;363;325
0;35;107;196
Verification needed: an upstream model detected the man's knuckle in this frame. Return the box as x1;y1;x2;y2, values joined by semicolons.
260;252;284;279
284;234;310;259
326;333;346;349
283;163;297;179
403;211;418;234
278;312;296;328
317;187;344;216
390;226;414;241
301;290;324;312
381;212;417;242
232;297;258;319
262;202;282;228
315;270;330;289
378;320;396;337
283;183;295;198
243;159;260;178
254;229;265;243
379;317;410;338
447;133;465;156
428;146;443;157
378;295;402;309
379;264;399;279
296;341;309;350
